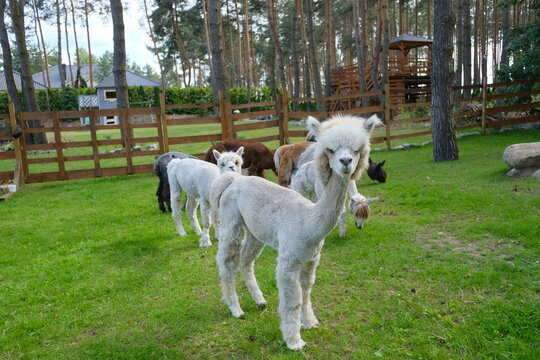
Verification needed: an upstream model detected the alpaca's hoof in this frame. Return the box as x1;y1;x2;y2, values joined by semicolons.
194;229;203;236
232;309;245;318
199;241;212;248
286;338;306;350
301;317;320;329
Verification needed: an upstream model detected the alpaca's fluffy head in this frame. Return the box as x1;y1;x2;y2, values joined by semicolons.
307;114;382;184
213;147;244;174
349;195;379;229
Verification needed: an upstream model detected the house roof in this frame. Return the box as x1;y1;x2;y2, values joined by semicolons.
32;64;101;89
0;71;46;91
95;70;161;88
78;95;99;108
389;34;433;50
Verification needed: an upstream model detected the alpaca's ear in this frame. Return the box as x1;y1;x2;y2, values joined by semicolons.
379;160;386;167
212;149;222;161
365;197;379;205
306;116;321;139
236;146;244;158
352;145;370;180
368;157;373;164
364;115;383;133
315;150;332;185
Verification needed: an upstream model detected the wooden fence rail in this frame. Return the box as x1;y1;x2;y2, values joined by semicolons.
1;78;539;185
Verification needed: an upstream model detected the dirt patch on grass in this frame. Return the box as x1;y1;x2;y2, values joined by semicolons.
418;232;513;259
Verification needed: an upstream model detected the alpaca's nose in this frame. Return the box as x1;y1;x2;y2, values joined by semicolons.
229;165;235;170
340;157;352;166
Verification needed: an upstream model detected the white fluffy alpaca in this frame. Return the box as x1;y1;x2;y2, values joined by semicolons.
210;114;381;350
167;147;243;248
290;160;378;237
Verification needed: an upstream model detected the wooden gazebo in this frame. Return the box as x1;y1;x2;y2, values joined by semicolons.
330;34;433;111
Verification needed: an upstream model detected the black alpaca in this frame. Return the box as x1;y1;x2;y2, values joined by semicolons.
367;158;387;183
153;152;197;212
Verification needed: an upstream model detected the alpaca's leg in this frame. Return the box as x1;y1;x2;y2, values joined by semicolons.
157;180;166;212
239;231;266;308
198;200;212;248
300;254;321;330
185;195;203;236
216;215;244;318
277;261;305;350
338;202;347;238
169;180;187;236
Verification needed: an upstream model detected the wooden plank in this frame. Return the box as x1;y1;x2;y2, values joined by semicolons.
166;116;220;126
99;152;127;160
231;101;276;110
131;149;161;157
371;136;386;144
155;93;165;155
488;78;540;88
131;136;159;143
279;89;289;145
168;133;222;145
17;112;29;182
97;139;124;146
89;111;102;177
127;107;160;116
0;152;15;160
486;101;540;115
384;83;392;149
52;112;67;179
159;93;169;153
22;127;53;133
27;157;58;164
57;109;93;119
248;135;280;143
452;84;483;90
219;92;234;140
165;102;217;110
390;130;432;140
289;105;385;119
288;130;308;138
455;97;483;103
392;116;432;125
399;101;431;108
25;143;56;151
63;141;92;148
0;129;11;137
289;90;383;102
482;77;488;133
487;89;540;100
232;109;276;121
0;171;14;181
234;120;278;132
59;126;87;132
19;111;53;120
129;123;160;129
486;114;540;128
64;154;94;162
94;108;122;117
95;125;122;131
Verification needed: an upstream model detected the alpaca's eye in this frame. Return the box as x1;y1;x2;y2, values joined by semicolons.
328;149;334;154
235;161;239;165
354;149;360;154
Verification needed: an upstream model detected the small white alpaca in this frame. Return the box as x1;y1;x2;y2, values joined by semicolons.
210;114;381;350
290;160;378;237
167;147;243;247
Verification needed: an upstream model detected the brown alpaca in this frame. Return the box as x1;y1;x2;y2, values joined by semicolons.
274;141;314;186
204;139;276;178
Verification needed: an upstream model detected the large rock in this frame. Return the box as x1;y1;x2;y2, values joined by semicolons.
503;142;540;169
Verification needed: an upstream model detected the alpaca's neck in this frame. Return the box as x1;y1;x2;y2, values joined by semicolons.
308;172;350;243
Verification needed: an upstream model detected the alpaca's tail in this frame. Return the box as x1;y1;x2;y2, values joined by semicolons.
209;172;240;229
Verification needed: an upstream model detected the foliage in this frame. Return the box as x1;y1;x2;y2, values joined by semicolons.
0;129;539;358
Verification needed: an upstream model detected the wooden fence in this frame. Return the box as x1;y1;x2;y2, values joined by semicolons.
1;78;539;186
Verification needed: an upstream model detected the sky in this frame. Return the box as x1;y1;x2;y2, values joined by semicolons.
38;0;159;72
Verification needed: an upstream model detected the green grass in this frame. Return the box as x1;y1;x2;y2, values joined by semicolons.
1;129;539;359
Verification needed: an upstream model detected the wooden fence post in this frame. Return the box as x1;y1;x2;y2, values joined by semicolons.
219;91;234;140
121;108;134;174
89;110;102;177
481;77;488;134
278;88;290;145
384;82;392;149
52;111;67;180
159;92;170;153
8;103;24;188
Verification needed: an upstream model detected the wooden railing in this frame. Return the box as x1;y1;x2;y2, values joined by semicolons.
1;78;539;185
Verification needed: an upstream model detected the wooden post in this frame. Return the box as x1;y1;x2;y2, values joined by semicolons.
121;108;134;174
89;110;102;177
219;91;234;140
159;92;170;153
8;103;24;188
17;112;29;182
278;88;290;145
384;82;392;149
481;76;487;134
52;111;67;180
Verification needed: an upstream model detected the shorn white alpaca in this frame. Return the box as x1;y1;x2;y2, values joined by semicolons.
167;147;243;248
290;160;378;237
210;114;381;350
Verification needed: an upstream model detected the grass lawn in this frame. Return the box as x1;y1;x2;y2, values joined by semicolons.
0;129;539;359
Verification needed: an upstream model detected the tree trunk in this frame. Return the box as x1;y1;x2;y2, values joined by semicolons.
371;0;383;91
143;0;165;89
463;0;472;97
299;0;311;102
243;0;253;101
9;0;46;144
473;0;480;84
56;0;66;89
427;0;432;39
172;4;192;87
0;0;21;112
69;0;81;83
110;0;131;140
324;0;336;97
31;1;51;111
492;0;498;78
266;0;286;89
207;0;228;101
499;2;510;69
202;0;214;86
305;0;324;111
353;0;368;94
84;0;93;87
226;0;237;86
291;0;300;110
432;0;458;161
32;1;51;89
455;0;463;94
63;0;74;85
